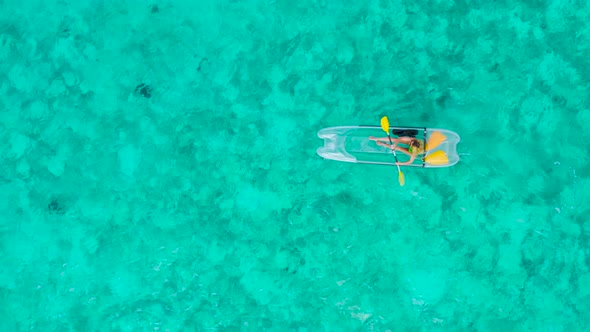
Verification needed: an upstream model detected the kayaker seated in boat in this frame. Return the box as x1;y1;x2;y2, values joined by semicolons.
369;136;425;165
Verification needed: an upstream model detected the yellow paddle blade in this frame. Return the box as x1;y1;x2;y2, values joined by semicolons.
426;131;447;151
399;171;405;186
380;116;390;133
425;150;449;165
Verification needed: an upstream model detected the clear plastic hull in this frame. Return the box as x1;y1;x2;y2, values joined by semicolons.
317;126;461;168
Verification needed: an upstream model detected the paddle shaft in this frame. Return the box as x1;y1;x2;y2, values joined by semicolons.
385;134;402;171
380;116;405;186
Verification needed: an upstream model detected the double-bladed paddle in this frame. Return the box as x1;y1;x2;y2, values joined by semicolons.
380;116;405;186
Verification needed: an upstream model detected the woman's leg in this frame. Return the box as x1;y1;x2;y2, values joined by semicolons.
376;141;393;148
369;136;395;142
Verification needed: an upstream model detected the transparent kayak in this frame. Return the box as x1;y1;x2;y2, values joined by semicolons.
317;126;461;168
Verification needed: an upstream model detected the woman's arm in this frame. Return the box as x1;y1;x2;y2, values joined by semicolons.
396;151;418;165
376;141;412;156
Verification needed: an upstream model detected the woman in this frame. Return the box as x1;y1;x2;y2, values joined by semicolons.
368;136;425;165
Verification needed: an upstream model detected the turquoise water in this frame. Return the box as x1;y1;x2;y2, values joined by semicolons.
1;0;589;330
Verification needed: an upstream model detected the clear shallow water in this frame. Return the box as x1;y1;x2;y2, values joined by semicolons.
1;0;589;330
